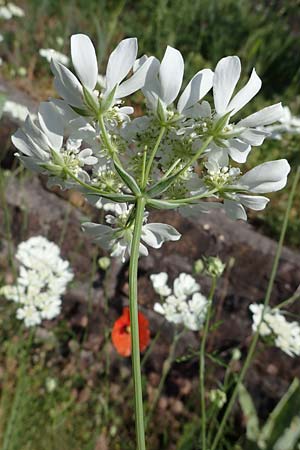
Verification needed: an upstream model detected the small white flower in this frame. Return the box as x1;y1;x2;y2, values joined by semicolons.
152;272;208;331
180;158;290;221
150;272;172;297
83;204;181;262
39;48;69;66
143;46;213;118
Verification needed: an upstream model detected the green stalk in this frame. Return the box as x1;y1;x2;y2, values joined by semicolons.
142;127;166;189
129;196;147;450
210;166;300;450
276;292;300;310
98;114;122;166
2;330;34;450
199;276;217;450
177;136;213;178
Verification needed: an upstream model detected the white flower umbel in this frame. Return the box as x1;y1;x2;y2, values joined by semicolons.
82;203;181;262
0;236;73;327
151;272;208;331
249;303;300;357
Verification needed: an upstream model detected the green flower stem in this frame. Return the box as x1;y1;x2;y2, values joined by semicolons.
199;276;217;450
129;196;147;450
98;114;122;166
165;188;218;204
2;329;34;450
276;292;300;310
146;328;184;428
177;135;214;178
210;166;300;450
142;127;166;189
64;169;135;203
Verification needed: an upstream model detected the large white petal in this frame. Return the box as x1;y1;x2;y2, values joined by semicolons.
116;56;157;98
159;46;184;105
12;129;48;160
23;116;51;151
227;69;261;116
239;128;269;146
71;34;98;90
179;201;223;219
177;69;214;113
238;194;269;210
239;159;291;193
224;199;247;221
105;38;137;94
213;56;241;115
238;103;283;128
81;222;114;250
141;223;181;249
227;139;251;163
51;59;84;107
38;102;63;150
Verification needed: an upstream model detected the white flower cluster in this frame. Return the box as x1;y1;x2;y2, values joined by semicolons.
39;48;69;66
2;99;35;122
249;303;300;357
0;236;73;327
151;272;208;331
0;2;24;20
11;33;291;261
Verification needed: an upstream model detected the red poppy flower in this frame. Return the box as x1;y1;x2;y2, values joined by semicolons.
112;307;150;357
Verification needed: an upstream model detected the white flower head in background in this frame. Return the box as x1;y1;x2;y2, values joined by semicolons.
39;48;69;66
2;100;35;123
151;272;208;331
249;303;300;357
0;236;73;327
263;106;300;140
0;2;24;19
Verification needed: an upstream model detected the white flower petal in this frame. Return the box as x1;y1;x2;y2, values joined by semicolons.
159;46;184;105
51;59;84;107
239;159;291;193
227;139;251;163
239;128;269;146
38;102;63;150
238;194;269;210
71;34;98;90
12;129;47;160
105;38;138;94
213;56;241;115
116;56;157;98
154;303;165;315
227;68;262;116
224;199;247;221
238;103;283;128
82;222;114;250
177;68;214;113
142;223;181;249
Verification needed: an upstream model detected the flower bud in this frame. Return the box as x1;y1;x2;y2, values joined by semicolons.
98;256;111;271
209;389;227;408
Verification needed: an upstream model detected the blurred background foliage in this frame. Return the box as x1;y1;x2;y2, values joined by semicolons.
1;0;300;246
